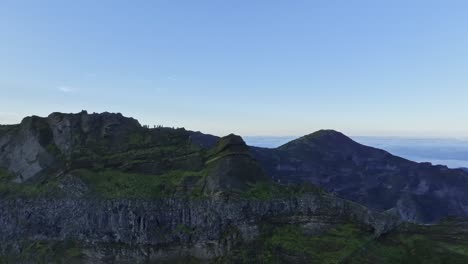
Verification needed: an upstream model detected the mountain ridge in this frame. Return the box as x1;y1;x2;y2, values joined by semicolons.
250;130;468;223
1;111;468;262
2;112;468;223
0;111;405;263
186;127;468;223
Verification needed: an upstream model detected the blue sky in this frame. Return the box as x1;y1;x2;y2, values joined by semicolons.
1;0;468;137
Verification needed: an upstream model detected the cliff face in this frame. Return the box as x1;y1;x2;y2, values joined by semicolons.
0;111;143;183
0;194;399;263
0;117;56;183
0;112;404;263
21;111;468;263
2;112;468;226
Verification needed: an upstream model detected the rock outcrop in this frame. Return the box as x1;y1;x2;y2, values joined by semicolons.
0;111;143;183
204;134;268;194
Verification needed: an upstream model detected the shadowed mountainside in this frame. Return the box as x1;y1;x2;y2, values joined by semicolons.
249;130;468;223
191;129;468;223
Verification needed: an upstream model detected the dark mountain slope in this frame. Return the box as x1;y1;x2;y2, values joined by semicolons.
251;130;468;223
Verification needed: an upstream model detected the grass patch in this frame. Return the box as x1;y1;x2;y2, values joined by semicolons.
242;181;325;200
348;221;468;264
174;224;195;235
226;223;373;263
75;168;207;199
0;168;62;197
1;240;84;264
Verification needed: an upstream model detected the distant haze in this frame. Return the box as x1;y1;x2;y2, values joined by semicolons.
244;136;468;169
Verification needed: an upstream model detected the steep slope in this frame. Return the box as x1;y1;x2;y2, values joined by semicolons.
203;134;269;194
251;130;468;223
0;112;401;263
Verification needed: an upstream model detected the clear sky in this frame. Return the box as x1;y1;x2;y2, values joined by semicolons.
1;0;468;137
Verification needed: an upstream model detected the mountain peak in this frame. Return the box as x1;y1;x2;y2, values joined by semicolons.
204;134;268;193
210;133;248;156
218;133;246;147
303;129;350;140
279;129;357;150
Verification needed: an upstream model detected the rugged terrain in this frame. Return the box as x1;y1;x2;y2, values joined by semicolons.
248;131;468;223
192;129;468;223
1;111;468;263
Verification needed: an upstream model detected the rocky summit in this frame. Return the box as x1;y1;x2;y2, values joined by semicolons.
1;111;468;263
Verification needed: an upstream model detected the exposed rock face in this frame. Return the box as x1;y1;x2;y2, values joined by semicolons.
0;111;143;183
0;112;401;261
0;117;57;183
251;130;468;223
46;111;141;156
0;194;399;263
2;113;468;224
2;112;468;224
9;111;468;262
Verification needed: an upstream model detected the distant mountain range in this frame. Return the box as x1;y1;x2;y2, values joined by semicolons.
245;136;468;169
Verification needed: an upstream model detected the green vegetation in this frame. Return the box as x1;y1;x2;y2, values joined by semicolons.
205;134;249;164
0;240;84;264
75;168;207;199
174;224;195;235
0;168;62;197
66;126;205;174
5;220;468;263
242;181;325;200
0;240;204;264
222;219;468;263
348;220;468;264
225;223;373;263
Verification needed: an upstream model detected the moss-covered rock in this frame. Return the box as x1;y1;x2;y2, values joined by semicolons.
204;134;269;194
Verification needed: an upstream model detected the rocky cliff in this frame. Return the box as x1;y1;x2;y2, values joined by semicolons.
6;112;468;262
0;112;402;263
0;194;398;263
